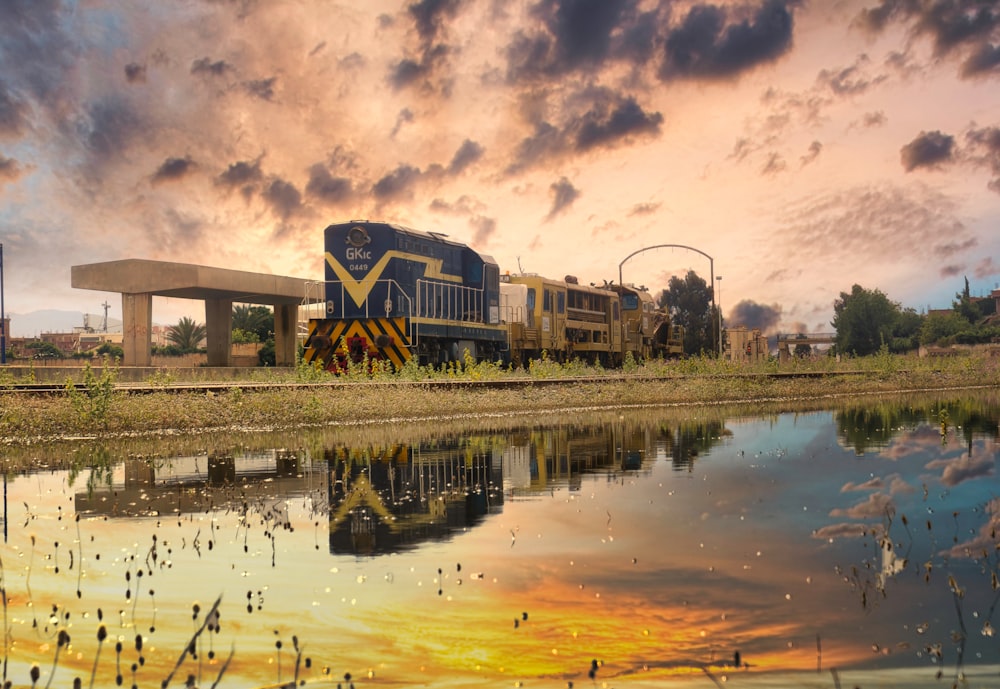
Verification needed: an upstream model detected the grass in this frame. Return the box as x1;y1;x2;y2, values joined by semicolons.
1;350;998;446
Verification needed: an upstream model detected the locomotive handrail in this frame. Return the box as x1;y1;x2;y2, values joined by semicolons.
414;278;485;323
305;279;414;342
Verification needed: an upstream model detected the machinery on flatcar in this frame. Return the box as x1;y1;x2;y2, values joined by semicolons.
302;221;684;370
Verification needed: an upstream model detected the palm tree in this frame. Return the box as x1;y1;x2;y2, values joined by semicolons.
232;304;273;342
167;316;207;352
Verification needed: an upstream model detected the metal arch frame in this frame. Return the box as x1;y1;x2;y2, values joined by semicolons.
618;244;717;357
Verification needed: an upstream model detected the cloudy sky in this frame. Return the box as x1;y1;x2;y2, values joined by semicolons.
2;0;999;336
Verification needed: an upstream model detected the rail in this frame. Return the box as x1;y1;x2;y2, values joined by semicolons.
0;368;884;397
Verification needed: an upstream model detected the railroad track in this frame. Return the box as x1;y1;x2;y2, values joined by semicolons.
2;369;870;396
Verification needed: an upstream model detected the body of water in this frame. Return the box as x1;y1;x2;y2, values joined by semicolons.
2;392;998;688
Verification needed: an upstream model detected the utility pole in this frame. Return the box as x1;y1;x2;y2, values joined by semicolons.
1;243;6;365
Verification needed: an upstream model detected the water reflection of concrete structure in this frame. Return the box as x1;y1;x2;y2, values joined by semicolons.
502;425;657;494
74;450;317;517
326;440;504;555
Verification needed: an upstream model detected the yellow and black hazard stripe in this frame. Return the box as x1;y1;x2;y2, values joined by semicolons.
305;318;411;369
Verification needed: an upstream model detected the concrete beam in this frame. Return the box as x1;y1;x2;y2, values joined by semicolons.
72;259;315;367
72;259;310;304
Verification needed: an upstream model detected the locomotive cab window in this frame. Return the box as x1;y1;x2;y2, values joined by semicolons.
622;294;639;310
465;261;483;285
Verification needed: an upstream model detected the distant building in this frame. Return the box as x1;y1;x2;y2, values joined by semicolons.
725;326;769;363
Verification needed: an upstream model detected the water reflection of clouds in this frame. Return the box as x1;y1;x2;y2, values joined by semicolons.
925;440;996;487
878;425;943;460
946;497;1000;557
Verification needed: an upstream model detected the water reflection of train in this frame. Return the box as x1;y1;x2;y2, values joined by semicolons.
69;419;727;555
324;423;664;555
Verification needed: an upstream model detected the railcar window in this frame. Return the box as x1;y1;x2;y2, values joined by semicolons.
543;289;552;311
557;291;565;314
613;302;619;320
527;288;536;310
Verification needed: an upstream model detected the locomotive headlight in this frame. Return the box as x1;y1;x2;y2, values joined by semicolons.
346;226;371;247
326;299;336;315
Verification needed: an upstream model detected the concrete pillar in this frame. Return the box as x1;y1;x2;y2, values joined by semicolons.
205;298;233;366
122;293;153;366
274;303;298;366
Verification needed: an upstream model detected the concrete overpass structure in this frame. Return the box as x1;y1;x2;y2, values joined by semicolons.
71;259;314;367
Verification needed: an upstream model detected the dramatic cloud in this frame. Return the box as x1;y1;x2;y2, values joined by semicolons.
505;0;634;80
974;256;999;279
546;176;579;220
262;178;303;219
469;215;497;246
151;157;196;185
628;202;661;216
506;91;663;173
216;159;265;201
447;139;484;175
816;56;887;96
372;164;424;202
800;140;822;166
854;0;1000;78
729;300;782;332
0;82;28;137
573;96;663;151
306;164;354;206
965;125;1000;191
901;130;956;171
660;0;795;80
191;57;234;78
0;155;23;182
124;63;147;84
81;98;144;165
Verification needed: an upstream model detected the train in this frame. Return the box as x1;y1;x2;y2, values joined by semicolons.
302;220;685;370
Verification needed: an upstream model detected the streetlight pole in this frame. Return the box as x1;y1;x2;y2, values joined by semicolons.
619;244;714;357
716;275;722;358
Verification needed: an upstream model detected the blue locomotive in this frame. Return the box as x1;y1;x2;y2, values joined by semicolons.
303;220;685;371
303;221;508;369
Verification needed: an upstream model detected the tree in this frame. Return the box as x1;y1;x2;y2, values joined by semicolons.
890;307;923;353
657;270;715;355
166;316;207;352
952;276;981;324
258;338;276;366
831;285;900;356
27;341;64;359
233;304;273;342
95;342;125;360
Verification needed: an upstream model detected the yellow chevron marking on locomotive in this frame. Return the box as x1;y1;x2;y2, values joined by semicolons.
325;250;460;307
308;318;411;369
